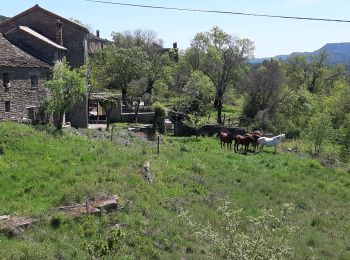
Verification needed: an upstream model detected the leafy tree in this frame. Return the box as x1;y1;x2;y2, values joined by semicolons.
95;46;150;109
128;78;148;123
285;52;344;94
339;113;350;161
97;93;118;131
307;111;333;155
112;29;175;103
242;59;288;122
45;59;86;130
181;70;214;116
187;26;254;124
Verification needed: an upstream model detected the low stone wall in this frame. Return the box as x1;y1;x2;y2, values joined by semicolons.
174;123;246;137
120;112;155;124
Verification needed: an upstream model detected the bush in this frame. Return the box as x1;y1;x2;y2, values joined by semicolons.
178;200;296;259
339;114;350;162
152;102;166;119
307;112;333;155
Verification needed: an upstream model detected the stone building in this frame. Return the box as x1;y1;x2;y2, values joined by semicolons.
0;4;105;127
0;34;51;122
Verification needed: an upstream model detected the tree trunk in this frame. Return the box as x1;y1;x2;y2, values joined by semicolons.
134;99;141;123
105;106;113;131
106;112;110;131
216;98;223;125
121;83;128;112
146;80;154;96
57;109;65;130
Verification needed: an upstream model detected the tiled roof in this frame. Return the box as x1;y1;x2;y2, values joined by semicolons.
0;34;51;68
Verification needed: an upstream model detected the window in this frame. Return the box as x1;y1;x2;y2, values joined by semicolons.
5;101;10;112
3;73;9;87
31;75;38;88
46;72;52;81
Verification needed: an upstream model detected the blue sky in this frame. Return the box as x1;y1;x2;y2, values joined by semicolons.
2;0;350;57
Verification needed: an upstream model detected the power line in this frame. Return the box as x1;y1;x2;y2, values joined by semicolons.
83;0;350;23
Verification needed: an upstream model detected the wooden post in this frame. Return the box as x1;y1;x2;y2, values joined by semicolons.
110;125;114;141
86;200;89;214
157;135;160;155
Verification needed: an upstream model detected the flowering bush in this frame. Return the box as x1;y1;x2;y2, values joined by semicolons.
178;200;297;259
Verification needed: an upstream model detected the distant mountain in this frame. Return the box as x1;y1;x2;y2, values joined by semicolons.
0;15;8;22
251;42;350;67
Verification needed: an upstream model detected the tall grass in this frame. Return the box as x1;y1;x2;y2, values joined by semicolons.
0;122;349;259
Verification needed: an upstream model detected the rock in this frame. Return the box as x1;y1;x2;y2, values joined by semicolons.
90;195;119;212
0;215;10;221
1;216;37;230
141;161;154;184
56;204;100;217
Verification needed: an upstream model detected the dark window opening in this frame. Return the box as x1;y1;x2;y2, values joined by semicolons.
5;101;10;112
31;75;38;88
46;72;52;81
3;73;9;87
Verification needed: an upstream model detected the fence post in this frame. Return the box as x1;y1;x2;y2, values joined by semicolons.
157;135;160;155
110;125;114;141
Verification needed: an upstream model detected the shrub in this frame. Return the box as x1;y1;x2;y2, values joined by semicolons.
307;112;333;155
50;214;63;229
178;200;296;259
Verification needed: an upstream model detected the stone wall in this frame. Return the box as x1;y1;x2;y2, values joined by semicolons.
0;67;50;121
174;123;246;137
5;29;65;65
120;112;155;124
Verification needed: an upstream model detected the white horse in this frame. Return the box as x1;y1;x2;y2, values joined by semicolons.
257;134;285;153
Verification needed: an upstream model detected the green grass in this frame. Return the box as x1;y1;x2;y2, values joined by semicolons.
0;122;349;259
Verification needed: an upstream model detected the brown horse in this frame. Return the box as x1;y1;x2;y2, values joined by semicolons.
217;132;235;150
244;131;263;152
234;135;254;153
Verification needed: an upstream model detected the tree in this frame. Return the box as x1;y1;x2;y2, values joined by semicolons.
181;70;214;116
128;78;148;123
112;29;175;103
97;94;118;131
339;113;350;161
45;59;86;130
96;46;150;109
285;52;344;94
307;111;333;155
187;26;254;124
241;59;290;129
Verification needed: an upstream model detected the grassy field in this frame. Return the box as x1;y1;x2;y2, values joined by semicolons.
0;122;349;259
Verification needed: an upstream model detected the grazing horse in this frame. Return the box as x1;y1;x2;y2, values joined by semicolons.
244;131;263;153
217;132;235;150
234;135;254;153
257;134;285;154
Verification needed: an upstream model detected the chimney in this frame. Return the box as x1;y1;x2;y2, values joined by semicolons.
173;42;177;49
96;30;100;38
56;20;63;46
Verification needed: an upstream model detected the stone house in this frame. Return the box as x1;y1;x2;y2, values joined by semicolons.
0;34;51;122
0;4;106;127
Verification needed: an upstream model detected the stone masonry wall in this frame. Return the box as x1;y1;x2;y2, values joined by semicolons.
0;67;50;121
6;30;64;65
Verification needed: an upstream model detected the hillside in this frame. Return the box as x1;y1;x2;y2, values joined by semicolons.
0;15;8;22
0;122;349;259
251;42;350;67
